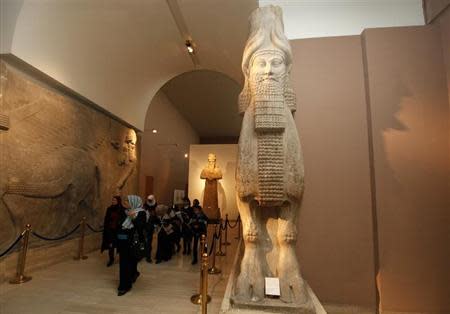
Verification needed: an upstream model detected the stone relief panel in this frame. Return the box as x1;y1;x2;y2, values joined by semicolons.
0;60;139;249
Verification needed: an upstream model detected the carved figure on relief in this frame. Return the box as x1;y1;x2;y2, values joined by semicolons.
115;129;138;194
234;5;313;310
0;60;138;241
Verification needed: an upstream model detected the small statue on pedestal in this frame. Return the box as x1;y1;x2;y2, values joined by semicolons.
200;153;222;220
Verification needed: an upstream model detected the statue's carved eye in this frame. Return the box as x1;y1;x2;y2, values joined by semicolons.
257;60;266;67
272;59;283;66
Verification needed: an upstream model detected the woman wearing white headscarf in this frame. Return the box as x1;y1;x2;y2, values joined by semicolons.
116;195;146;296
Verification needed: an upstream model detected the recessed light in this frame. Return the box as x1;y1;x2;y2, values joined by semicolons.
184;153;189;158
152;129;157;134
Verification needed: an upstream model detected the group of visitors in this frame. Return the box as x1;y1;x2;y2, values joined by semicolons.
101;194;208;296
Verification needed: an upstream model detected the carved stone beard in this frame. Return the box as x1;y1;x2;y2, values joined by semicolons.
249;74;286;207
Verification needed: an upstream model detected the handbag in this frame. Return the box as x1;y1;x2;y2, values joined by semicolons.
130;229;145;260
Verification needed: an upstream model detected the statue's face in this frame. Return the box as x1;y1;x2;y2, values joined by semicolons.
249;51;286;84
207;154;216;166
124;130;137;162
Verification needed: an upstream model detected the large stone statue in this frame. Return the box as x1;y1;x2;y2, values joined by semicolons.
200;153;222;220
234;5;314;311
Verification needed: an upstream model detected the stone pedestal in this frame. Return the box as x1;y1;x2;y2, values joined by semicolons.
221;240;327;314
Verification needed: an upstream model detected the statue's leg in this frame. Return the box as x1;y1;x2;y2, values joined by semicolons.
277;200;310;305
235;195;265;302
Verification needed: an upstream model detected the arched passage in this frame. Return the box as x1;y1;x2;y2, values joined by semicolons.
140;70;242;204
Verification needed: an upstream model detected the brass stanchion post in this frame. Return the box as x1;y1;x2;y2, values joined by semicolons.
74;217;88;260
191;234;211;305
10;224;32;284
235;215;241;240
216;220;225;256
208;225;221;275
222;214;231;246
201;252;209;314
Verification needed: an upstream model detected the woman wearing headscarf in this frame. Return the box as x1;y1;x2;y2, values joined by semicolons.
101;196;124;267
143;195;158;263
116;195;146;296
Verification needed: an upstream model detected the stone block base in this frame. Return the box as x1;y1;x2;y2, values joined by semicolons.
220;239;327;314
229;282;326;313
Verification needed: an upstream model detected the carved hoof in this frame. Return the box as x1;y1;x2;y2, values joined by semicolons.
280;276;310;305
235;277;265;302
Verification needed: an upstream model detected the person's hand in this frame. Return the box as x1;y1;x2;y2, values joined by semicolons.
127;210;137;218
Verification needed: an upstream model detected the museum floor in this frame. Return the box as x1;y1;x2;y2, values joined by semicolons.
0;227;239;314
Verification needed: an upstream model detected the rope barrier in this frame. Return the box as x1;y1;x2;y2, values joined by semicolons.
208;228;220;256
10;224;32;284
86;223;103;233
222;214;231;246
216;223;225;256
31;224;80;241
0;233;24;258
226;218;239;229
208;225;221;275
191;234;211;306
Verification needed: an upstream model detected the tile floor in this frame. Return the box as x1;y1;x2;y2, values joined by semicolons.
0;226;239;314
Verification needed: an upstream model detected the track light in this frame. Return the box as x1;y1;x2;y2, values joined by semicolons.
185;40;195;55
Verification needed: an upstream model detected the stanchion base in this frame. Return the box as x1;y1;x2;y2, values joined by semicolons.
73;256;88;260
9;275;32;284
208;266;221;275
190;293;212;305
216;251;226;256
222;241;231;246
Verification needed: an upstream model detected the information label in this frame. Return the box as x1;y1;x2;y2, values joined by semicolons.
265;277;281;297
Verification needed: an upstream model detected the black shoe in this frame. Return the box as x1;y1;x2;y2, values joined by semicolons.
107;260;114;267
117;288;130;296
132;272;140;283
146;257;152;263
155;260;162;264
191;259;198;265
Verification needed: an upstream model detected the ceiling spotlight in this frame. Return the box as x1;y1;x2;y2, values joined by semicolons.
185;40;195;55
184;153;189;158
152;129;157;134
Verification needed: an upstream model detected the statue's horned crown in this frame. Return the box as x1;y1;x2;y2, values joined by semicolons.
242;5;292;75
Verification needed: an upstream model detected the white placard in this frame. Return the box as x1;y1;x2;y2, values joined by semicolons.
173;189;185;205
265;277;280;297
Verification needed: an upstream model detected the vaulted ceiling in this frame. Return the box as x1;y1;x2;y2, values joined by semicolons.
1;0;258;130
1;0;425;134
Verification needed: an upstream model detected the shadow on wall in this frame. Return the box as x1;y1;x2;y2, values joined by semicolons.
368;79;409;308
370;71;450;309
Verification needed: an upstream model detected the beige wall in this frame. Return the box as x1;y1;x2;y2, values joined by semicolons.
362;24;450;313
423;0;450;23
140;90;199;205
436;6;450;105
188;144;238;219
287;20;450;312
290;36;377;310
